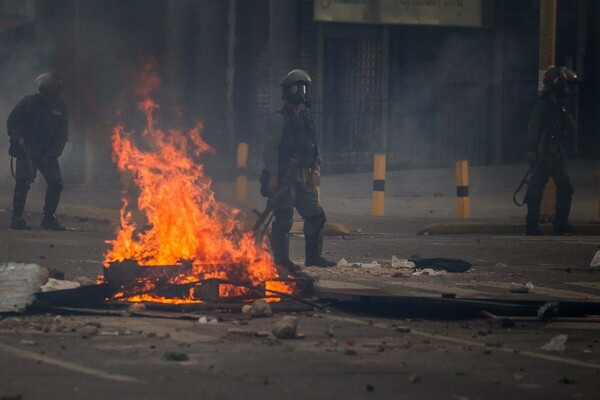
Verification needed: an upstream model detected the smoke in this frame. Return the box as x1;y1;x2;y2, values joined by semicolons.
0;29;44;188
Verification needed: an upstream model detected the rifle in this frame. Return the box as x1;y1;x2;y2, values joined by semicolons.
10;141;35;180
251;159;299;239
513;131;546;207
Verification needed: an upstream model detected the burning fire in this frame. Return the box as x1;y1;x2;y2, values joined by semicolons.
103;60;293;303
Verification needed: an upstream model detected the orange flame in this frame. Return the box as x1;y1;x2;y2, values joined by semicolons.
103;61;292;303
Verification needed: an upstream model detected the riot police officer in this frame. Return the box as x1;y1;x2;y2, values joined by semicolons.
262;69;336;268
525;66;578;236
7;72;68;231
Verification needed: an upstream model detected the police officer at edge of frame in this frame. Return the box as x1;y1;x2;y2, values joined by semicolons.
7;72;68;231
524;66;578;236
262;69;336;269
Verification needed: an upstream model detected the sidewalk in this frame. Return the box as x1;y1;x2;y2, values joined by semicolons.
0;160;598;235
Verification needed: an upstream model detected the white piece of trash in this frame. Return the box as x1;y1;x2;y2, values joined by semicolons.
590;248;600;267
541;334;568;351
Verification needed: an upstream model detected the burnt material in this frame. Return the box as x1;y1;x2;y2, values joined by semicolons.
104;259;313;303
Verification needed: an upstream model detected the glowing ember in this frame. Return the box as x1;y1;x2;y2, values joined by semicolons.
103;60;294;303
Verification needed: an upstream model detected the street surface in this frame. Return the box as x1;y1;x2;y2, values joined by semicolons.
1;161;599;399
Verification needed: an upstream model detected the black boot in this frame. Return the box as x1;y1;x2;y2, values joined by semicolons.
554;187;575;235
305;234;336;267
525;197;542;236
269;233;300;274
41;214;66;231
553;222;576;235
11;182;31;230
11;215;31;230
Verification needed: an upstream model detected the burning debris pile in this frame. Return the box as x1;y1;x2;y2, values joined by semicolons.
101;61;303;305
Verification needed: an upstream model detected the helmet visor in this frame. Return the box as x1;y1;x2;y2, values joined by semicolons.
290;83;308;96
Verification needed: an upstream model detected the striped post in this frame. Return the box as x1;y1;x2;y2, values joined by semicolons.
236;142;248;203
456;160;470;219
372;153;386;216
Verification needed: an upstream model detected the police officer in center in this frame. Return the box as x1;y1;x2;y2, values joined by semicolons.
7;72;68;231
262;69;336;269
525;66;578;236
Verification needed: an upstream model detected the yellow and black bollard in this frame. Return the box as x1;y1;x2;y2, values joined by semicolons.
236;142;248;203
372;153;386;216
456;160;470;218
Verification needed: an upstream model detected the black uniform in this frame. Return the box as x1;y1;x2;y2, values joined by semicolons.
524;91;574;235
7;93;68;230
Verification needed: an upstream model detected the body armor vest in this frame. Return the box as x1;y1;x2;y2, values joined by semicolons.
277;107;318;174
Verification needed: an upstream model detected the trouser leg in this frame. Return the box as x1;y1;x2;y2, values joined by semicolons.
304;212;326;262
295;182;335;267
12;180;31;218
12;155;36;218
525;156;551;234
270;207;294;264
553;152;575;232
38;157;64;216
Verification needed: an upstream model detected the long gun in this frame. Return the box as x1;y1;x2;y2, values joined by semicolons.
24;143;35;178
10;141;35;180
513;131;546;207
251;159;299;238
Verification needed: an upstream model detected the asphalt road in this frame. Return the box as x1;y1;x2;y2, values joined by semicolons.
0;206;599;399
1;160;600;399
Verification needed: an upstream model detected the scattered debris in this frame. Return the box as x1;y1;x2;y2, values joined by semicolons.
241;299;273;317
308;256;415;278
590;248;600;267
412;268;447;276
541;334;568;351
509;282;534;294
198;316;219;325
73;276;96;286
79;324;99;339
325;324;335;337
0;263;50;313
40;278;81;292
537;302;559;322
164;351;189;361
513;373;524;381
272;316;298;339
408;256;471;273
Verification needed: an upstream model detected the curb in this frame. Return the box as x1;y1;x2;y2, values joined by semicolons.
418;222;600;235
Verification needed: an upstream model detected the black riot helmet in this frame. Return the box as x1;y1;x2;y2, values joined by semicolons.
281;69;311;105
543;66;578;95
36;72;64;98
